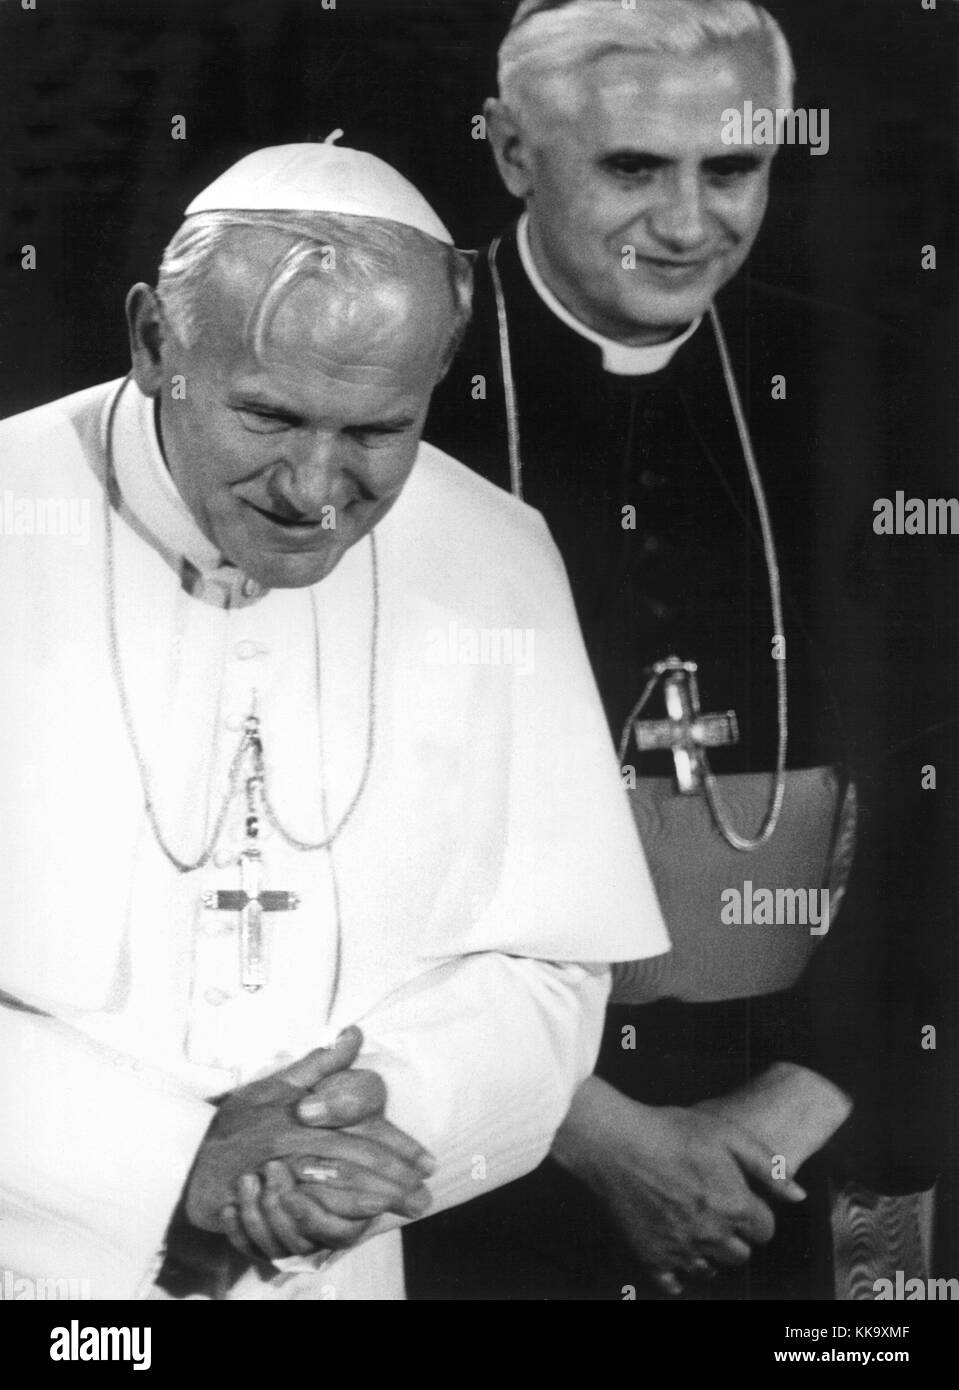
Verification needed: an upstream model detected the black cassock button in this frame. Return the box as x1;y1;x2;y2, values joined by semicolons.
639;469;665;490
640;534;664;557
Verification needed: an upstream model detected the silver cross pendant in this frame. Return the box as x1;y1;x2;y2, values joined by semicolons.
202;774;299;991
632;656;739;794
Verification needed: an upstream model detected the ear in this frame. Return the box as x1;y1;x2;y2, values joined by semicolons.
125;283;169;398
484;97;537;201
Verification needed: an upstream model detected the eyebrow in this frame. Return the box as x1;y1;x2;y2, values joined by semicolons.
229;388;295;408
599;150;766;171
598;151;670;169
229;393;418;430
353;414;418;431
702;153;765;173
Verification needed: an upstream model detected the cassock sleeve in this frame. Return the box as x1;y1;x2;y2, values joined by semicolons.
297;953;610;1285
0;1000;213;1299
363;955;609;1201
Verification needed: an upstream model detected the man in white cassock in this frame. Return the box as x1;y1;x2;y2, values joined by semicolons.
0;141;669;1300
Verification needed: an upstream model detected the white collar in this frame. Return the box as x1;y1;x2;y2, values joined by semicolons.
108;379;266;598
516;213;701;376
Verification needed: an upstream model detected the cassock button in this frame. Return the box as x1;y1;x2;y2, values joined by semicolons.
641;535;664;557
643;596;673;623
639;469;665;490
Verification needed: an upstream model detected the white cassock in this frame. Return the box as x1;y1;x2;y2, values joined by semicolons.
0;379;669;1300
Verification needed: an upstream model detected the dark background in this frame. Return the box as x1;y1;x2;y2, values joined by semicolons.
1;0;956;416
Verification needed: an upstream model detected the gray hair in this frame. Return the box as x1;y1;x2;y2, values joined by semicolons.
155;209;474;375
499;0;795;138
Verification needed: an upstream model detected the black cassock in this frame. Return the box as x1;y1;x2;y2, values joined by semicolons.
405;225;952;1300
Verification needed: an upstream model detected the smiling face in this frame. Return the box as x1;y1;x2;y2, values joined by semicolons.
127;228;454;589
498;40;781;343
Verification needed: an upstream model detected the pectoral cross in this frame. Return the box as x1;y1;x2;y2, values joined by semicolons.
632;656;739;794
202;773;299;992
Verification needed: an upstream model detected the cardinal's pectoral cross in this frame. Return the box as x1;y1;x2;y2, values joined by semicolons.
202;773;299;992
632;656;739;794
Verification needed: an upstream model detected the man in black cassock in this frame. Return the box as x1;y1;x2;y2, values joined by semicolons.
405;0;952;1300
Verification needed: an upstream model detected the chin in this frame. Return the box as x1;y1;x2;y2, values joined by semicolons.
260;553;339;589
227;543;338;590
614;265;738;332
627;288;715;328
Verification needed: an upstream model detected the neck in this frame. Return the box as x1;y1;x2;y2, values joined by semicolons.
153;398;173;476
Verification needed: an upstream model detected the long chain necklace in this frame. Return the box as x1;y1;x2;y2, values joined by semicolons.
102;374;379;874
487;236;787;850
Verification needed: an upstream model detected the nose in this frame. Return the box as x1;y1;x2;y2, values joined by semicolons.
270;435;342;516
647;171;710;253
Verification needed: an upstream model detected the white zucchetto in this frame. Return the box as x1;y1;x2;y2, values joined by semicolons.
185;134;453;245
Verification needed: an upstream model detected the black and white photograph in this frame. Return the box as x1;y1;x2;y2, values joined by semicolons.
1;0;956;1353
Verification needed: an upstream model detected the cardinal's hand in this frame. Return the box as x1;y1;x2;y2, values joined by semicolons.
551;1076;806;1296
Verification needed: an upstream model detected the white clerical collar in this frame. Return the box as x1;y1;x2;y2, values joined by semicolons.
109;379;253;590
516;213;701;376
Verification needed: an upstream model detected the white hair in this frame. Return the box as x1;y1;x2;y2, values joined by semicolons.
499;0;795;136
155;209;474;372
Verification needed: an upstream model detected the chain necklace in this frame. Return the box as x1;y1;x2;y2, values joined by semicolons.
103;374;379;874
488;236;787;850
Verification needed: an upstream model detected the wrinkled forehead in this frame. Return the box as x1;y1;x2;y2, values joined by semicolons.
200;228;449;385
552;39;782;147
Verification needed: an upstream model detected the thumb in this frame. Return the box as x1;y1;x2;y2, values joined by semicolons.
727;1130;807;1204
276;1026;364;1092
